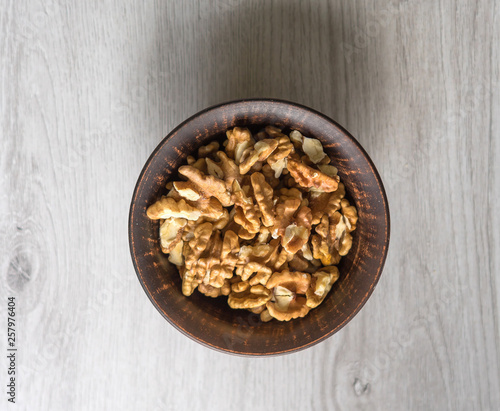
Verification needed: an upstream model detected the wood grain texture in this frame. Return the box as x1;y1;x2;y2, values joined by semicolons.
0;0;498;410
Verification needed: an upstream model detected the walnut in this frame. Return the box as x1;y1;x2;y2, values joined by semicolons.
168;240;184;266
269;158;287;178
341;198;358;232
205;158;225;180
302;136;327;164
215;151;243;186
268;246;294;271
281;205;313;255
251;172;275;227
147;196;202;220
197;231;226;287
288;252;311;272
301;242;313;260
279;187;303;201
237;239;280;268
178;165;233;207
189;157;208;174
249;305;266;315
222;230;239;261
329;211;353;256
221;208;240;235
159;218;187;252
249;161;263;172
327;183;346;212
311;208;355;264
265;271;311;321
199;230;239;289
260;309;273;322
287;159;339;192
295;205;312;228
239;139;279;175
206;207;229;230
261;164;280;188
309;182;345;225
282;225;309;254
198;283;223;298
232;180;261;234
221;279;231;295
266;134;294;177
235;261;272;286
311;213;343;266
289;130;303;148
147;126;358;322
238;226;256;240
266;270;311;293
228;284;272;309
254;130;270;141
283;174;299;188
256;226;271;243
181;222;213;295
225;127;254;164
165;186;182;200
317;164;338;177
221;230;240;259
271;197;301;239
198;141;220;158
311;234;340;266
190;197;226;221
306;266;339;308
203;151;243;189
173;181;202;201
264;125;286;138
181;220;197;242
231;280;249;293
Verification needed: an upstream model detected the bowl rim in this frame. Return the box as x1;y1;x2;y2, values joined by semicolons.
129;98;390;356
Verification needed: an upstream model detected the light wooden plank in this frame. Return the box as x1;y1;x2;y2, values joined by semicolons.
0;0;498;410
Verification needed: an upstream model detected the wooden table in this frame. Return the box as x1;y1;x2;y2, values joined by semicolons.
1;1;498;410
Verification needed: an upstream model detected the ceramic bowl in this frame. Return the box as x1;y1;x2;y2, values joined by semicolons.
129;99;390;356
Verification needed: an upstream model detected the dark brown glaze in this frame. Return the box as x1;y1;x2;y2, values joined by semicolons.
128;99;390;356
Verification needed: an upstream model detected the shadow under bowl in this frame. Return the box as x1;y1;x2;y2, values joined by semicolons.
129;99;390;356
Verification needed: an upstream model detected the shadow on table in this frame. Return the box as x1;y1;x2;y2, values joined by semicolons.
193;0;383;144
144;0;387;152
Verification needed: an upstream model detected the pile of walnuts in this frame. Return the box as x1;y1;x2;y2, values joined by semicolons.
146;126;357;322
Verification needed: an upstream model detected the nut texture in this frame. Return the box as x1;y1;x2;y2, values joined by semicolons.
146;126;357;321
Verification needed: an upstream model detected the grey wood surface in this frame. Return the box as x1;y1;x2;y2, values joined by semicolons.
1;0;499;410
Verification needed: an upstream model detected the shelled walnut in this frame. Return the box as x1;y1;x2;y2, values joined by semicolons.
146;126;358;322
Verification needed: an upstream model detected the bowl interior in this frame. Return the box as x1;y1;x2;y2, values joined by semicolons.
129;99;389;355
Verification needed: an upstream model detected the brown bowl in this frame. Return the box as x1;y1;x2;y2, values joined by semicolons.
129;99;390;356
